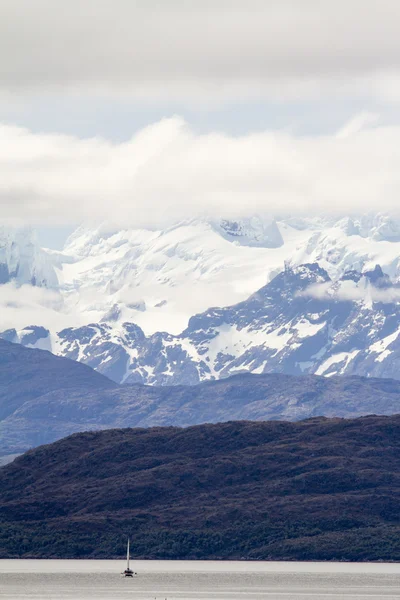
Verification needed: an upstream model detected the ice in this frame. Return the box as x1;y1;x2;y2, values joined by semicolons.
4;213;400;384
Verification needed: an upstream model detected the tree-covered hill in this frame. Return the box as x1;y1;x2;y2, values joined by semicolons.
1;415;400;561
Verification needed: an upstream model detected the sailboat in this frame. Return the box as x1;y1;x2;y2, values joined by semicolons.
122;538;136;577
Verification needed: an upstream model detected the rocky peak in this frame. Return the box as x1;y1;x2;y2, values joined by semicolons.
363;265;392;288
214;216;284;248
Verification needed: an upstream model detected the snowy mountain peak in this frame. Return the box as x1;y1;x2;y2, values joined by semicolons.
0;226;58;288
3;213;400;359
287;262;330;283
0;325;51;351
355;214;400;242
362;264;392;288
340;269;363;283
339;264;393;290
260;262;331;299
213;216;284;248
4;261;400;385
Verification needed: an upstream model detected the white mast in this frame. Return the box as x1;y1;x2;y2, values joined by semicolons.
127;538;130;569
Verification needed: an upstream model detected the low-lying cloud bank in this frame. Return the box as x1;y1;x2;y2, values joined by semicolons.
0;283;84;332
1;115;400;228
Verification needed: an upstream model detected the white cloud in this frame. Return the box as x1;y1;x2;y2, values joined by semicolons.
0;283;66;331
302;280;400;303
1;1;400;104
0;281;109;332
336;112;380;138
1;115;400;227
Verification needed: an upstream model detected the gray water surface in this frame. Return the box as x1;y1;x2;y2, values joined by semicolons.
1;560;400;599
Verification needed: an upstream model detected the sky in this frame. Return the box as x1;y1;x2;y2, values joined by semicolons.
1;0;400;248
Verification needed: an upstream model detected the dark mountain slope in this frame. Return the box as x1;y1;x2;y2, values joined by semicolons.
1;415;400;561
2;336;400;455
0;338;116;421
0;339;116;454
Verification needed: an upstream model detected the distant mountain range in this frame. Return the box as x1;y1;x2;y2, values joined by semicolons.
2;415;400;560
4;260;400;385
2;339;400;456
2;215;400;562
2;213;400;335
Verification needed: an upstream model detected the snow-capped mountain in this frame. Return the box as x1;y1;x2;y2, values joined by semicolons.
4;213;400;336
56;216;297;335
0;226;58;288
6;262;400;385
3;213;400;384
51;213;400;337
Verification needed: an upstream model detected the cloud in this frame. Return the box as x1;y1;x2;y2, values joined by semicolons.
1;115;400;227
1;1;400;104
0;281;108;331
336;112;380;138
302;280;400;304
0;283;63;331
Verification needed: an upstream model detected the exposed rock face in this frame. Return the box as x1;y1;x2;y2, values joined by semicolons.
17;262;400;385
3;215;400;385
0;226;58;288
213;216;284;248
1;326;51;351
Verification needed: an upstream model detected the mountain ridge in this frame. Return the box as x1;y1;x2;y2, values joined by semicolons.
3;213;400;335
7;261;400;386
2;338;400;455
2;415;400;560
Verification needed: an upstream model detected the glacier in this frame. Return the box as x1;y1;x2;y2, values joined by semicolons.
53;213;400;337
5;261;400;386
2;213;400;384
48;262;400;384
0;226;58;288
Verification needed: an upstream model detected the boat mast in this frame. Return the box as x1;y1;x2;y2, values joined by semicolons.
127;538;130;570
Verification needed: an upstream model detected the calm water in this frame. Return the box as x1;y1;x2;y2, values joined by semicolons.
1;560;400;599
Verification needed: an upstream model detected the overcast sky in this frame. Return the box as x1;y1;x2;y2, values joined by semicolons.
1;0;400;246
